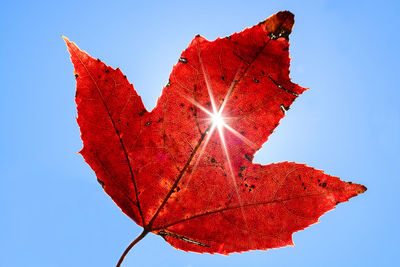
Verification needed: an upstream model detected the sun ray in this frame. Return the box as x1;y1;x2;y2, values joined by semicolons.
183;95;213;117
182;123;216;191
215;113;250;230
180;47;253;230
198;48;218;116
218;70;241;115
223;123;259;150
199;54;250;228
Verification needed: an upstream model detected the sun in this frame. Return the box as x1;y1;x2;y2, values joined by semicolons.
211;111;225;130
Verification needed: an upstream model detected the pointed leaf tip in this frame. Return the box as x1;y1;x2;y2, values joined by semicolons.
262;10;295;39
62;36;81;55
358;185;367;194
62;35;72;47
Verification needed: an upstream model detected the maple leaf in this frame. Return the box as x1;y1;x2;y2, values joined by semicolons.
64;11;366;266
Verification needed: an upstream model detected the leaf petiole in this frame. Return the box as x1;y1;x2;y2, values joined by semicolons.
116;229;149;267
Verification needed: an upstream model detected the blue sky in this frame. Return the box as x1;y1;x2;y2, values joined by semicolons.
1;0;399;266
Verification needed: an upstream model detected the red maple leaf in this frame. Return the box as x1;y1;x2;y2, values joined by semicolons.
64;11;366;266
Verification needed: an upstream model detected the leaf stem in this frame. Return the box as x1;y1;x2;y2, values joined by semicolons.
116;229;149;267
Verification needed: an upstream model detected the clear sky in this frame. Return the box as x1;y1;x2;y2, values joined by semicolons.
1;0;399;266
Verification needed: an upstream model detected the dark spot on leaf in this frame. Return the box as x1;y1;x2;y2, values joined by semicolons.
180;103;184;107
176;186;181;192
226;36;231;39
245;184;248;187
195;34;200;37
105;79;108;82
268;32;278;40
348;182;352;184
206;102;211;107
278;28;290;39
249;188;252;192
166;79;171;87
280;104;289;114
301;182;304;186
250;185;255;188
105;69;109;73
97;58;101;62
245;153;253;162
74;73;79;78
261;70;265;75
97;178;105;188
145;121;152;126
269;28;290;40
238;173;243;177
322;182;327;188
211;158;216;163
123;75;127;79
240;166;245;171
179;57;188;63
139;109;146;116
253;78;259;83
221;76;225;81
